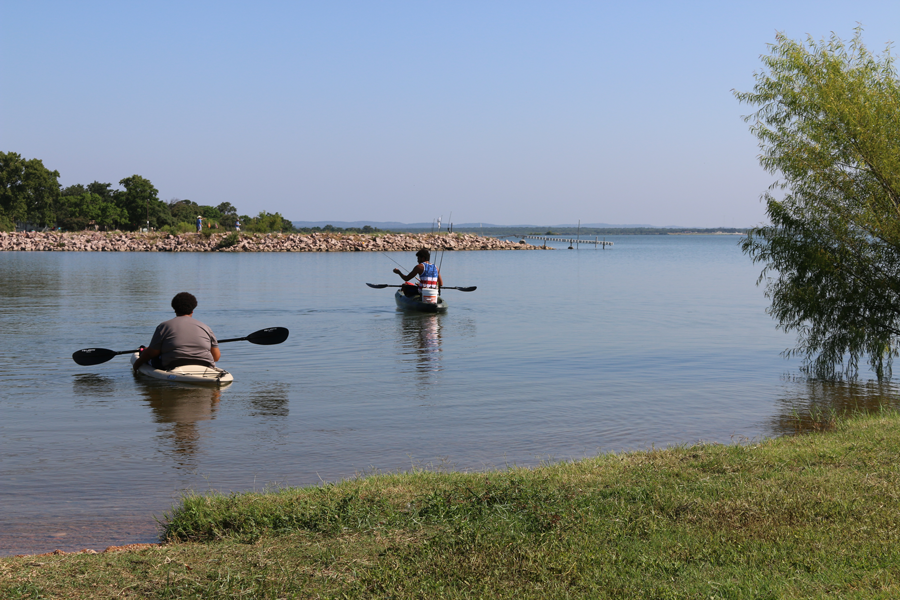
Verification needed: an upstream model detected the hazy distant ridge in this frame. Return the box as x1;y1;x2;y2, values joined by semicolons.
291;221;678;229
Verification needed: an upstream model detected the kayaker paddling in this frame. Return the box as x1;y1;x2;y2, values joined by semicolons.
393;249;443;299
132;292;221;373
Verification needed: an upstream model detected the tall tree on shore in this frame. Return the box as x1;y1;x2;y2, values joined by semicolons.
735;28;900;379
118;174;170;230
215;202;238;228
0;151;61;227
57;192;128;230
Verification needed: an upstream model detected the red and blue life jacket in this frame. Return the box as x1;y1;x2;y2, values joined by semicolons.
418;262;439;290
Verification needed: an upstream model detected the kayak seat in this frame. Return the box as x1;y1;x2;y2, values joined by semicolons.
163;358;216;370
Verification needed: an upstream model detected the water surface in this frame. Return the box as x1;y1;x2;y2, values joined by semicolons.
1;236;896;555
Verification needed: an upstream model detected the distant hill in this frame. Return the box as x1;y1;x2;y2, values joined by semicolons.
291;221;436;230
289;221;749;236
291;220;677;230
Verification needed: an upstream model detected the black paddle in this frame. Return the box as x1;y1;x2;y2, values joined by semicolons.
72;327;290;366
366;283;476;292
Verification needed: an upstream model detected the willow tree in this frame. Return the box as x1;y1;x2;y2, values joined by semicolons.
736;28;900;379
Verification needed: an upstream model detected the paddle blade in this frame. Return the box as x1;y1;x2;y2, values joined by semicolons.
246;327;289;345
456;286;477;292
72;348;119;366
366;283;390;289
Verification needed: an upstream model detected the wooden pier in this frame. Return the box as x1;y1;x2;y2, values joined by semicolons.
523;235;614;248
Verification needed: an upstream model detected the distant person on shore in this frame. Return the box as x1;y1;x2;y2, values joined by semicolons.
235;219;241;232
196;216;202;233
132;292;221;372
394;249;442;297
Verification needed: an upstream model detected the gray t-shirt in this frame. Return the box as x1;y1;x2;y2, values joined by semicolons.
148;316;218;367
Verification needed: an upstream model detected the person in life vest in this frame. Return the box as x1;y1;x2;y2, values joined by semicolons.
394;249;443;297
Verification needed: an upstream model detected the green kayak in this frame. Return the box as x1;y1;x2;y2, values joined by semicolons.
394;289;448;313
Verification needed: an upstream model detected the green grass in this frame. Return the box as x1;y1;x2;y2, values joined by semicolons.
4;412;900;598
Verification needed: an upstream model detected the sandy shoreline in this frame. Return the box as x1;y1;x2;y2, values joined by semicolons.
0;231;548;252
12;543;160;558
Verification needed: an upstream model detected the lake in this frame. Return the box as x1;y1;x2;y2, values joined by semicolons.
1;235;896;556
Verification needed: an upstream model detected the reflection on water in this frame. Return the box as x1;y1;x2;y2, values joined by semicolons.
11;242;900;556
72;374;117;399
139;382;221;467
397;312;444;375
770;377;900;435
247;383;290;418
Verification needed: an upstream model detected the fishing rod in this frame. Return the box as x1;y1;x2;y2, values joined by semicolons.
380;216;447;288
380;251;406;270
433;212;453;298
382;249;427;290
438;212;451;278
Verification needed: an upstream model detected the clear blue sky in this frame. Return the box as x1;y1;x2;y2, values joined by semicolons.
2;1;897;227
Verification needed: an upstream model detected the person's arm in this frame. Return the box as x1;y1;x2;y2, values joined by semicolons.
211;346;221;362
132;347;161;372
393;264;424;282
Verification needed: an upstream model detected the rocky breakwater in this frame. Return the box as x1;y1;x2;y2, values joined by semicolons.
0;231;549;252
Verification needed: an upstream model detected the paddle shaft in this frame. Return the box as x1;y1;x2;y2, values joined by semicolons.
73;327;289;366
366;283;475;292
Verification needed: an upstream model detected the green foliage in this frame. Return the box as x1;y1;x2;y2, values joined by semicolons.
118;174;161;229
216;202;237;216
161;222;197;235
736;28;900;379
241;211;292;233
87;181;115;200
216;202;238;228
0;153;299;233
217;232;241;249
168;199;201;224
0;151;61;227
60;183;87;197
200;205;222;221
56;193;128;230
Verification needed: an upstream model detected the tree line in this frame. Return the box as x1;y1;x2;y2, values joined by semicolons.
0;154;294;234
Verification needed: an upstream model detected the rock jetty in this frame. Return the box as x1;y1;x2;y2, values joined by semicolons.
0;231;549;252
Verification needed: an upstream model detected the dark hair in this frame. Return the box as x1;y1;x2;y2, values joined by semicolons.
171;292;198;316
416;249;430;261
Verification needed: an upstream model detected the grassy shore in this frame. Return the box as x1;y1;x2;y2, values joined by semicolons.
3;412;900;599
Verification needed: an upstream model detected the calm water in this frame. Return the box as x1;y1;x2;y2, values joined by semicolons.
2;236;897;556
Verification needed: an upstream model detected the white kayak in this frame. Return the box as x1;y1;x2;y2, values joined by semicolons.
130;352;234;385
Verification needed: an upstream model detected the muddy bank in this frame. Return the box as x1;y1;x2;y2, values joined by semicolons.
0;231;549;252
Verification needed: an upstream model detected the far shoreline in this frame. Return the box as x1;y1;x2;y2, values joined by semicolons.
0;231;550;253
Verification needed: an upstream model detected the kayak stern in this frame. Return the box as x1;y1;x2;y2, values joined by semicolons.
394;289;448;313
130;352;234;385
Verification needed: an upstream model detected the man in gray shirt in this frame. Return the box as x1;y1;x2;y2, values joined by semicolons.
132;292;221;371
